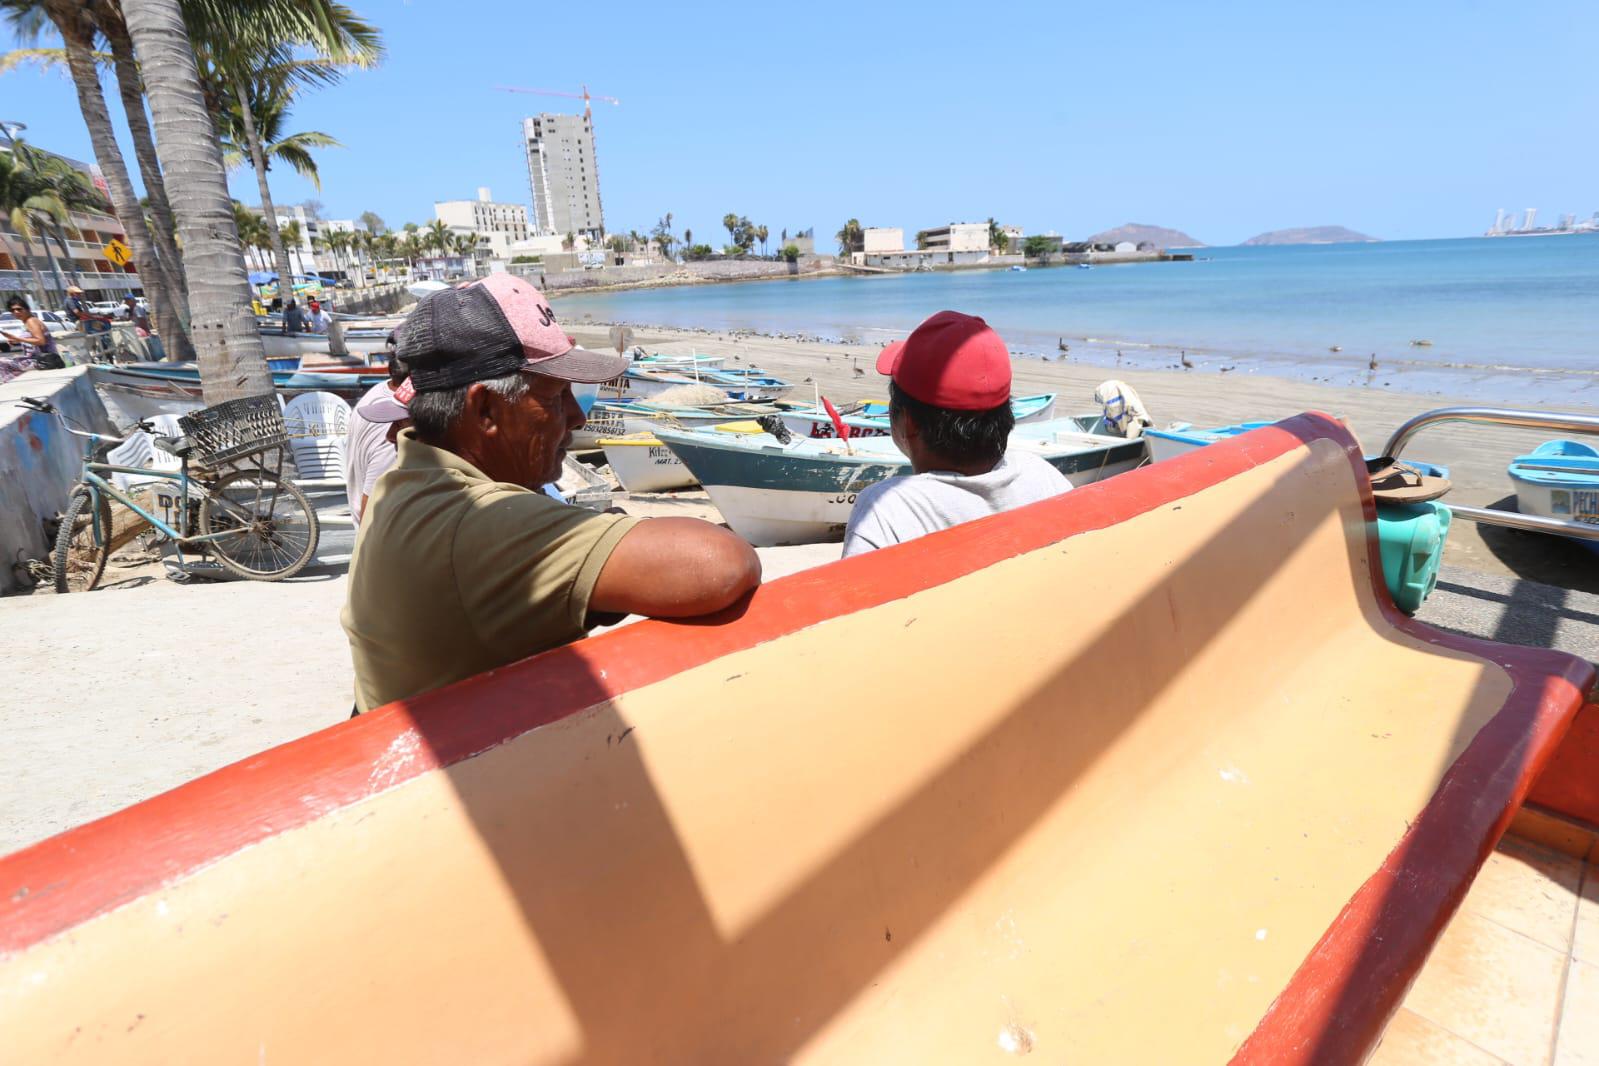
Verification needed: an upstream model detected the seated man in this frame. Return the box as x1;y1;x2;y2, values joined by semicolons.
842;310;1070;557
343;275;761;713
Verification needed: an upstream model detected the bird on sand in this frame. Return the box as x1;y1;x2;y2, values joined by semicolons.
1329;345;1343;353
1180;350;1194;369
1368;353;1380;371
1058;337;1069;352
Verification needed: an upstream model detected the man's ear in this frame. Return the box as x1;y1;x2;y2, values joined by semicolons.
464;382;497;435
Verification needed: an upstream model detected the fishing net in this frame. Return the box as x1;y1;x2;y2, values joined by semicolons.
646;383;731;407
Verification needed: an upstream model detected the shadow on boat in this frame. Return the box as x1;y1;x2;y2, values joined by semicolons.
381;420;1524;1062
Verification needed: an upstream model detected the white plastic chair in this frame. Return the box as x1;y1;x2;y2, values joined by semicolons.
281;391;352;483
105;415;186;492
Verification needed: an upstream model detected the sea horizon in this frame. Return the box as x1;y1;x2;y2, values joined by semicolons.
555;234;1599;406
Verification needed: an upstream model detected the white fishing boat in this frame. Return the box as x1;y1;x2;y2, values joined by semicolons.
599;434;701;492
779;392;1059;440
654;418;1147;546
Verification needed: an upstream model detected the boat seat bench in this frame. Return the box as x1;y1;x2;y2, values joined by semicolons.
1;413;1591;1064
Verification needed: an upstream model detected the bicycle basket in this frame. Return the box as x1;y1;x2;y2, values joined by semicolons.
178;395;290;466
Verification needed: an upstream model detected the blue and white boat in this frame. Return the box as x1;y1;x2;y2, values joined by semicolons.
1508;440;1599;552
631;351;728;371
622;366;795;403
654;418;1146;546
1143;421;1279;463
777;393;1060;440
572;397;789;449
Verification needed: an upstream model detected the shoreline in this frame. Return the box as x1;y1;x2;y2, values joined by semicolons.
566;320;1599;590
562;309;1599;408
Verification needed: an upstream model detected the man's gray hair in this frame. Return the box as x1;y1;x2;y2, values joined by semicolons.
407;371;530;443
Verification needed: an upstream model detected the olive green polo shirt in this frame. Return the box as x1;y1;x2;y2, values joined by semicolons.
342;431;639;713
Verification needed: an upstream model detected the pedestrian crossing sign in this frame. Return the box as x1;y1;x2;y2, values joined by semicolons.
103;238;133;267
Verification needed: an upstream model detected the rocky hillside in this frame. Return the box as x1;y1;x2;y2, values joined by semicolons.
1241;226;1377;246
1085;223;1207;248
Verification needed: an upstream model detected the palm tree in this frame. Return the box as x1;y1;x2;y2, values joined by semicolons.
424;218;451;262
1;0;195;358
835;218;864;256
2;140;82;293
0;150;59;302
756;224;769;257
192;4;378;331
398;229;423;274
120;0;272;400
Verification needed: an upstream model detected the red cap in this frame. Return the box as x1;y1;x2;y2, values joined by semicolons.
875;310;1011;410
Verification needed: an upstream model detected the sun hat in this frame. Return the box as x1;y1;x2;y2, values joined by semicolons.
66;285;84;294
357;378;413;424
394;274;626;392
875;310;1012;410
1366;457;1452;504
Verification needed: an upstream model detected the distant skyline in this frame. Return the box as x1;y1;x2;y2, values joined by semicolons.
2;0;1595;248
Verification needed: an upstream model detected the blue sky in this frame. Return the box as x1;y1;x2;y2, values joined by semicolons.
3;0;1595;246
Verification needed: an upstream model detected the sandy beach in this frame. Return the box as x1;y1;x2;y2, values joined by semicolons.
563;320;1597;590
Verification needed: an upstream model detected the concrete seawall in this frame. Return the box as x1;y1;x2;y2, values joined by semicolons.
0;367;117;594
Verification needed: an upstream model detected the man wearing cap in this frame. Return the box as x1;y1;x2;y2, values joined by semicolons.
342;275;761;713
62;285;111;335
304;297;332;334
842;310;1070;558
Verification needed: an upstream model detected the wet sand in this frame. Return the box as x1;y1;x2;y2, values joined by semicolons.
568;322;1599;591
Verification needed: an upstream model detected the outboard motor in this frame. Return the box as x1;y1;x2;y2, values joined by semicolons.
1094;380;1153;438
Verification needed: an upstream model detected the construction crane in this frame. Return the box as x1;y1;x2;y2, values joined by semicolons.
495;84;620;120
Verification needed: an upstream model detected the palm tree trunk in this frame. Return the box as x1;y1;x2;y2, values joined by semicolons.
119;0;270;402
99;12;190;308
29;215;70;296
47;220;85;285
228;73;296;332
1;230;52;309
54;12;196;363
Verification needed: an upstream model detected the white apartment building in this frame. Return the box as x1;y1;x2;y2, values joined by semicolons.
522;113;605;243
434;188;531;260
918;223;990;253
863;227;904;253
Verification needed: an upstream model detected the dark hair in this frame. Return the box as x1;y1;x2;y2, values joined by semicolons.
888;380;1013;466
7;295;30;312
387;355;410;386
407;371;528;443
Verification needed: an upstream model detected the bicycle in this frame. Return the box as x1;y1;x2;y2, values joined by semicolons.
16;394;320;592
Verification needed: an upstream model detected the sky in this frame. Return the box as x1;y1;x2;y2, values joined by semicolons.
2;0;1595;247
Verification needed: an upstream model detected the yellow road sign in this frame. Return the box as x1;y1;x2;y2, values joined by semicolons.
102;238;132;267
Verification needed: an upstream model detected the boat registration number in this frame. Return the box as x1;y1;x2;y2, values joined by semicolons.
1553;489;1599;525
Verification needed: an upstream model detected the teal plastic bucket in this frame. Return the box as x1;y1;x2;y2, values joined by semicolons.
1375;501;1452;615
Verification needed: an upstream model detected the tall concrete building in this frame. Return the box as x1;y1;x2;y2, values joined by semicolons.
522;113;605;243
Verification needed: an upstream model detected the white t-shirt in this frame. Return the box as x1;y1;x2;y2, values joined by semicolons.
841;449;1071;557
346;381;400;523
304;309;333;334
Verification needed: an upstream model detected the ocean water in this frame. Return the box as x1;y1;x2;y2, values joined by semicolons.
555;236;1599;405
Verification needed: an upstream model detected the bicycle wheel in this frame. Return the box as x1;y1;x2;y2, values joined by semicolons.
199;469;320;581
53;487;112;593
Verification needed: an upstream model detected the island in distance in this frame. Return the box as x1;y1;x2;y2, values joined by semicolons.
1241;226;1378;246
1086;223;1207;248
